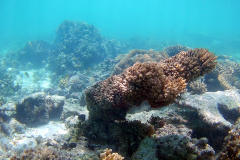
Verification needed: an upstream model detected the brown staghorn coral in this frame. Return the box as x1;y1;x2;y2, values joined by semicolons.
100;148;124;160
160;48;217;82
85;48;217;121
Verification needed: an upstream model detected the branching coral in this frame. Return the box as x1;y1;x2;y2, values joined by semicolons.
112;49;169;75
58;76;69;89
213;60;240;90
189;78;207;94
85;48;217;121
159;48;217;82
51;20;127;71
17;40;51;68
164;44;190;56
100;148;124;160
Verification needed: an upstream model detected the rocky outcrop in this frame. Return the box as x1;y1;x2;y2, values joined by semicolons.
176;90;240;130
15;92;65;126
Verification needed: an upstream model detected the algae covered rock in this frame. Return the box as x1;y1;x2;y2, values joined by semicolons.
132;137;157;160
15;92;65;125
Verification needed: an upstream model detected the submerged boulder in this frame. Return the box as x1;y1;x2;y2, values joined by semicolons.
176;89;240;130
15;92;65;126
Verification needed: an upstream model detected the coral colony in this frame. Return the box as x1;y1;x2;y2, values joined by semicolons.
85;48;217;121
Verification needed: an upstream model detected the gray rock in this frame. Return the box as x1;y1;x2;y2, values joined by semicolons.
0;122;14;136
0;101;16;118
176;90;240;130
65;116;79;128
9;118;26;134
61;99;88;121
132;137;157;160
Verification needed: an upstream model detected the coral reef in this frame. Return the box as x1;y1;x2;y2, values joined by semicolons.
154;123;215;159
9;136;104;160
160;48;217;82
164;44;190;56
17;40;51;68
188;78;207;94
15;92;65;125
217;125;240;159
112;49;169;75
10;144;71;160
57;74;89;104
67;75;82;92
100;148;124;160
200;59;240;92
73;120;155;158
72;48;218;159
214;60;240;90
0;69;22;96
58;75;69;89
85;48;217;122
132;137;157;160
1;18;235;160
156;135;215;160
48;20;127;74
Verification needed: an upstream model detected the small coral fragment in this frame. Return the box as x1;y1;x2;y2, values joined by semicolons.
100;148;124;160
189;78;207;94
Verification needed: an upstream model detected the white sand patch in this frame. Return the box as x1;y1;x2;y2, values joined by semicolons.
25;121;69;138
19;69;51;89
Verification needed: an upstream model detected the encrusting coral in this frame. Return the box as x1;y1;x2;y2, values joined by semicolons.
85;48;217;121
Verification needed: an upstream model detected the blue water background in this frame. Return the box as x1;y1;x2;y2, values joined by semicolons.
0;0;239;56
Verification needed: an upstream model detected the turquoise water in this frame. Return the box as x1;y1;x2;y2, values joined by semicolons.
0;0;240;55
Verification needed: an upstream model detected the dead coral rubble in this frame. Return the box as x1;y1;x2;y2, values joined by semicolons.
85;48;217;121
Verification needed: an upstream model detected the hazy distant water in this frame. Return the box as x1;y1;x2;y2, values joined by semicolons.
0;0;239;56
